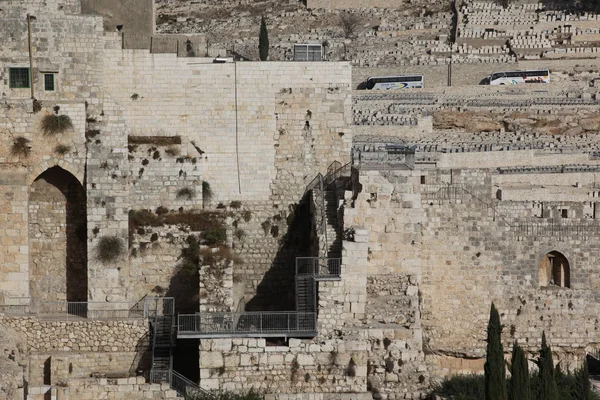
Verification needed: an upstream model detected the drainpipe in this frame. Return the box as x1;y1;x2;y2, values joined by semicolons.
27;14;36;99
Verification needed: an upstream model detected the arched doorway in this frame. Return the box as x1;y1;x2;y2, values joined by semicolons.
29;167;87;302
538;251;570;288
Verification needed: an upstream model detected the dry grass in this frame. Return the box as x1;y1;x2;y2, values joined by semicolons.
95;236;124;264
128;136;181;146
41;114;73;136
176;187;195;200
11;137;31;157
54;144;71;155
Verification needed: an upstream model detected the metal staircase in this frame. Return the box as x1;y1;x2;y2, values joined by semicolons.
146;297;175;384
295;275;316;313
324;189;342;259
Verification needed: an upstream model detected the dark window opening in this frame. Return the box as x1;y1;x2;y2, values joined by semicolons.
44;74;55;91
561;209;568;219
9;67;30;89
420;176;426;184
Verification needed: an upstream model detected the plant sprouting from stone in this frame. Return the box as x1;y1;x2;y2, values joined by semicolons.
41;114;73;136
54;144;71;155
176;187;195;200
11;137;31;157
95;236;124;264
202;181;213;202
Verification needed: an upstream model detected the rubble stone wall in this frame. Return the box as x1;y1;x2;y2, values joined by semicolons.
0;316;147;353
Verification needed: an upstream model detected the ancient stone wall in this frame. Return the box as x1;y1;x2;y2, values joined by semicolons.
51;377;179;400
29;351;142;386
350;163;600;375
199;337;366;393
0;316;147;353
101;52;352;203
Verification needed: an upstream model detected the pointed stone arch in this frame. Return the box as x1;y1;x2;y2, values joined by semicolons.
27;158;84;187
538;250;570;288
29;166;88;302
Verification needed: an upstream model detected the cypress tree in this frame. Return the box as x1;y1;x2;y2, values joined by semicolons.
508;342;530;400
484;303;507;400
258;16;269;61
537;331;558;400
574;358;591;400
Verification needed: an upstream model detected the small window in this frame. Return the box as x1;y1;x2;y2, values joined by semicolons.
293;44;322;61
9;67;30;89
44;74;55;91
420;176;426;184
561;209;568;219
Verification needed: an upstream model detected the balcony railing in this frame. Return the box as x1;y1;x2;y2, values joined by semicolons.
296;257;341;279
178;312;317;338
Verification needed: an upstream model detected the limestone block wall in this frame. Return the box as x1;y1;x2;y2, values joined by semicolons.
350;166;600;372
199;338;366;393
0;101;87;299
101;52;352;202
127;140;204;209
54;377;180;400
86;97;130;303
29;351;141;386
0;5;103;103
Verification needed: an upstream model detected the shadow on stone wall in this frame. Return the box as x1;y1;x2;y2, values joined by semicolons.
244;199;313;312
29;166;87;303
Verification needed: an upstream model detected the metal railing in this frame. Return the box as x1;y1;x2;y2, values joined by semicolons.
178;312;316;336
150;369;170;384
36;302;144;320
296;257;342;278
0;295;172;321
150;369;212;398
171;370;212;398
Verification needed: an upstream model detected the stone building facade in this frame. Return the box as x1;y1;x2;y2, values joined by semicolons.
1;0;600;399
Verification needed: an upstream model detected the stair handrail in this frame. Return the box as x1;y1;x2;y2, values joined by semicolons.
171;369;214;398
149;300;161;382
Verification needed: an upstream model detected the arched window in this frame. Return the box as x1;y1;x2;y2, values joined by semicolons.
539;251;570;288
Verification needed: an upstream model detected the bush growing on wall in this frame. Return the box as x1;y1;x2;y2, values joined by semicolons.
11;137;31;157
95;236;124;264
41;114;73;136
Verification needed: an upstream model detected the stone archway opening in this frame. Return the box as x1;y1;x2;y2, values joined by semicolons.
538;251;570;288
29;166;87;302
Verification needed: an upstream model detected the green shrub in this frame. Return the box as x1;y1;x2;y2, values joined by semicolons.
95;236;124;264
41;114;73;136
204;227;227;245
11;137;31;157
230;200;242;209
431;374;485;400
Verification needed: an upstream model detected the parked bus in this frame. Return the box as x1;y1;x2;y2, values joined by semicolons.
365;75;424;90
488;69;550;85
